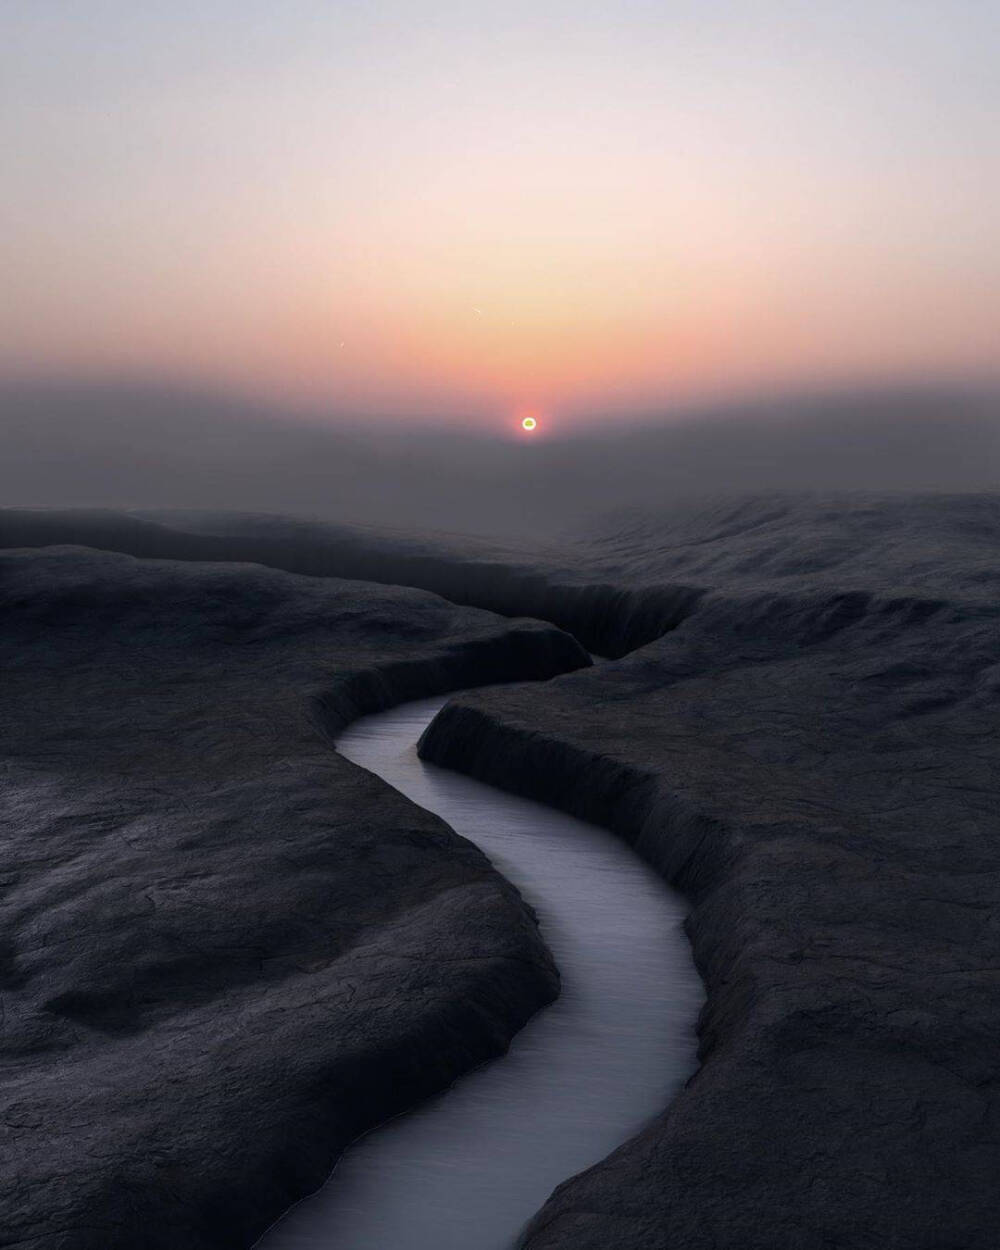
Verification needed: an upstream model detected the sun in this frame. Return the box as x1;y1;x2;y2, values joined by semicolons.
521;415;538;432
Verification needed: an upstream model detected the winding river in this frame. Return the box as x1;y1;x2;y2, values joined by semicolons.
257;694;702;1250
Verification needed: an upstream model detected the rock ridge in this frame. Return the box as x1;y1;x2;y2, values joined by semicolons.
0;545;588;1250
418;552;1000;1249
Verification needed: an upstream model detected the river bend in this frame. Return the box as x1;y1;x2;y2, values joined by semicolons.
257;695;702;1249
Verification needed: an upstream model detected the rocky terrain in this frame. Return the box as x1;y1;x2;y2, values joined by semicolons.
419;495;1000;1249
0;545;586;1250
3;493;999;1249
0;507;702;656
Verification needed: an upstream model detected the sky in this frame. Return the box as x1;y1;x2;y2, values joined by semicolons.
2;1;998;429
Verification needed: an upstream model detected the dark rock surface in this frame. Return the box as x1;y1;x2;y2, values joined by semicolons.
5;495;1000;1249
5;493;998;657
0;507;702;656
0;546;587;1250
415;497;1000;1250
416;494;1000;1249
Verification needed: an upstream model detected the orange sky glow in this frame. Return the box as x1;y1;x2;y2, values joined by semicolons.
2;3;998;428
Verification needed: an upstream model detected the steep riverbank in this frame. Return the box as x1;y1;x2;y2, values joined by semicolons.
5;495;999;1248
259;696;701;1249
0;546;587;1250
419;547;1000;1249
0;508;703;656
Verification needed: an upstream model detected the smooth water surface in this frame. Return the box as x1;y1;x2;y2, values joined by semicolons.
257;695;702;1250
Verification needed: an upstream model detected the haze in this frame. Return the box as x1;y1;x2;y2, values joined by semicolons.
3;1;998;426
2;380;997;536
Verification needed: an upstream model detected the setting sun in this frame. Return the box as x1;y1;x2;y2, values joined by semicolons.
521;416;538;432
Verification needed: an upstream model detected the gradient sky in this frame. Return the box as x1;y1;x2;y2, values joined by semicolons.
3;1;998;426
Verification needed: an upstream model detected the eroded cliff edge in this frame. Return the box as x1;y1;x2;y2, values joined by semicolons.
5;496;1000;1248
0;507;702;657
0;546;587;1250
417;495;1000;1249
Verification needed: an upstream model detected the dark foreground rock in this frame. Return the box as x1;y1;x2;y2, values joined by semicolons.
0;546;587;1250
417;495;1000;1249
6;495;1000;1249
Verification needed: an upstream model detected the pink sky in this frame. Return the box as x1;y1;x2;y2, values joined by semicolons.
2;2;998;428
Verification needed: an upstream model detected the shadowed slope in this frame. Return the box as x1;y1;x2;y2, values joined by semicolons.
418;496;1000;1249
5;492;999;656
5;495;1000;1247
0;507;704;656
0;547;587;1250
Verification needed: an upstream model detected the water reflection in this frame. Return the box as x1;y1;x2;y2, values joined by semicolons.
257;695;702;1250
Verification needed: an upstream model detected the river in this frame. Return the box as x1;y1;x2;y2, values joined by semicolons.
257;694;702;1249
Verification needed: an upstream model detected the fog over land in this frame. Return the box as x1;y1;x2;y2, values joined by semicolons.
3;380;998;535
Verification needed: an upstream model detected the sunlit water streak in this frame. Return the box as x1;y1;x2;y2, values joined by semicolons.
257;695;702;1250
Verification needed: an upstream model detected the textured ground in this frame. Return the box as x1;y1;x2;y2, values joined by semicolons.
0;507;701;656
418;495;1000;1249
4;495;1000;1249
0;546;586;1250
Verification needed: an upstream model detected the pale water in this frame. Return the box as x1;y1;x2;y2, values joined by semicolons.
257;695;702;1250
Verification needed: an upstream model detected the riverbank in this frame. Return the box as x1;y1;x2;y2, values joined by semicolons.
4;496;999;1248
0;546;586;1250
259;696;700;1249
418;500;1000;1249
